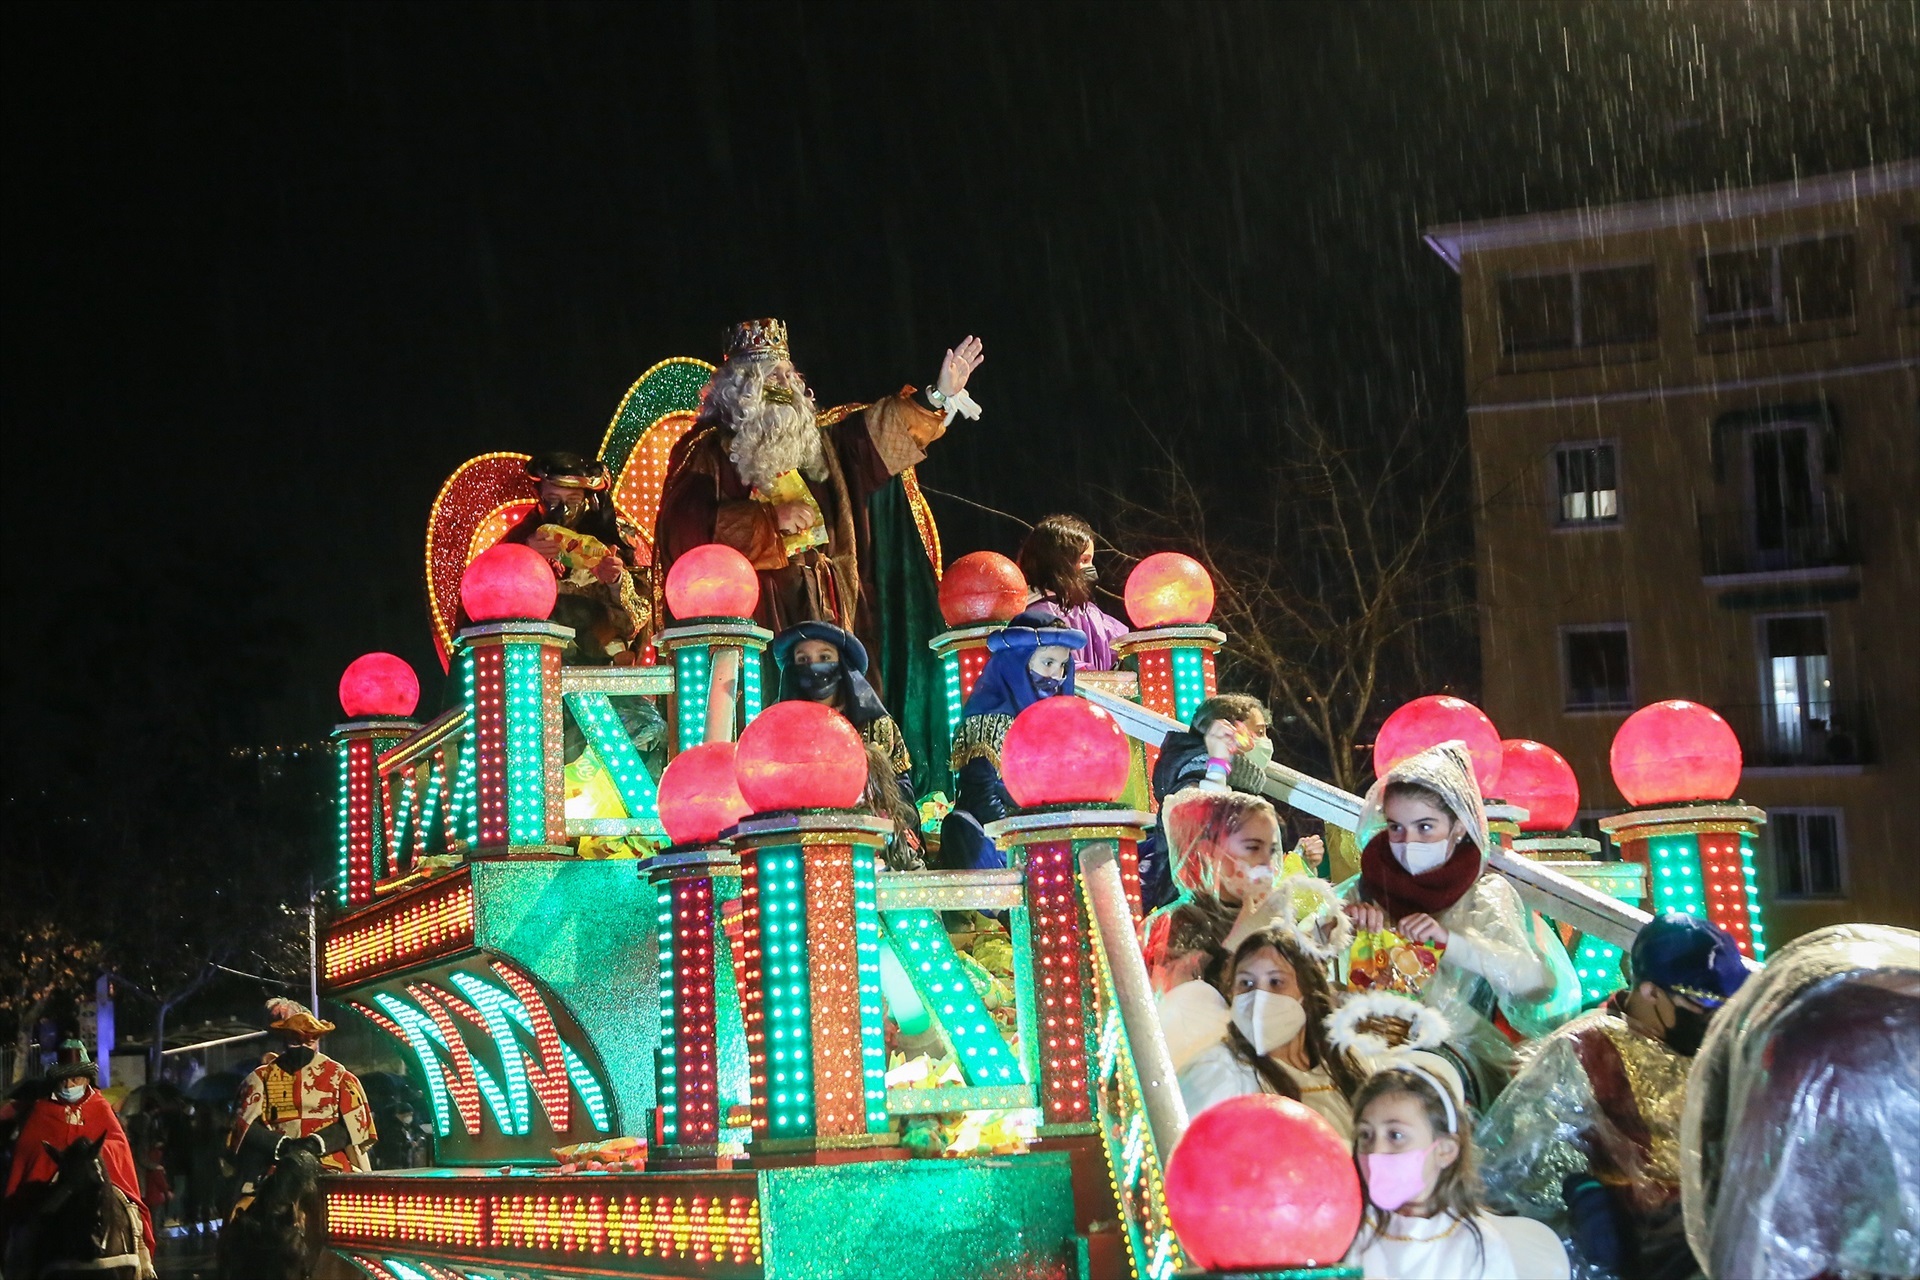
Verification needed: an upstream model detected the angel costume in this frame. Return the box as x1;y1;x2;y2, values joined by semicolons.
1346;1210;1570;1280
1340;743;1579;1107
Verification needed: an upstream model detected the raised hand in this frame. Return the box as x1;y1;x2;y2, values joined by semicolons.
936;335;985;399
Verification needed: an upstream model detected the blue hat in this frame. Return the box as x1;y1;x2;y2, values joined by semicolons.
771;621;869;674
1630;912;1750;1008
963;616;1086;720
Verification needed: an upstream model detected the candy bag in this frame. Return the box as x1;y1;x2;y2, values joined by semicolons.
1347;927;1443;996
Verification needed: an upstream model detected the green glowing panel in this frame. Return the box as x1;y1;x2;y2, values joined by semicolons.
852;854;889;1129
881;910;1022;1089
654;883;678;1143
674;646;711;751
742;652;764;722
504;645;547;844
450;653;480;849
597;356;712;480
469;860;659;1136
758;849;814;1138
336;744;354;905
563;691;665;833
1650;835;1705;918
757;1153;1077;1280
1575;937;1627;1005
1741;837;1768;959
1170;647;1209;723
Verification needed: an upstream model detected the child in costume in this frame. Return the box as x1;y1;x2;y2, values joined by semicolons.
938;610;1086;869
1340;1009;1569;1280
1341;741;1578;1107
1476;912;1748;1279
1176;926;1365;1136
773;621;914;806
1016;514;1128;671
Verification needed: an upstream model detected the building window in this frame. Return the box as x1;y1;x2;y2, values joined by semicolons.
1554;442;1619;525
1562;625;1632;711
1698;233;1857;330
1769;809;1846;899
1499;264;1657;354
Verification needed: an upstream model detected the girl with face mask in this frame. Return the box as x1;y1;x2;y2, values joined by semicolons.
772;622;915;810
1175;930;1367;1137
1340;742;1580;1107
1015;514;1128;672
938;612;1087;869
1343;1064;1570;1279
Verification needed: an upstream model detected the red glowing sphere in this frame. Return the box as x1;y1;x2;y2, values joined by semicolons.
1374;695;1503;796
733;701;867;812
1500;739;1580;832
999;696;1131;807
1123;552;1215;628
338;652;421;719
1610;700;1743;807
461;542;558;622
938;551;1030;627
664;543;760;621
656;742;753;846
1166;1094;1363;1270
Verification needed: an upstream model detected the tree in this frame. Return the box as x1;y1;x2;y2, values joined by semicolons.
0;915;100;1085
1110;369;1473;798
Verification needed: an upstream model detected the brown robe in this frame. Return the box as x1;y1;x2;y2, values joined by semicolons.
653;388;945;688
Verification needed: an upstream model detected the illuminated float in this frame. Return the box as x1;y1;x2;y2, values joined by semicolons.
309;352;1676;1280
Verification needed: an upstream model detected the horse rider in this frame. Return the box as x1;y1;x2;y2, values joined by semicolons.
1;1039;156;1277
228;1000;376;1216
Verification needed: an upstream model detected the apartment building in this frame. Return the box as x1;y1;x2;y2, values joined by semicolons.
1425;161;1919;942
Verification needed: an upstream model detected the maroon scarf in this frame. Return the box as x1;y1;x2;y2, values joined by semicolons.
1358;831;1482;921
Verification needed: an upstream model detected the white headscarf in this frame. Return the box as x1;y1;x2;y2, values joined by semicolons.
1355;740;1490;860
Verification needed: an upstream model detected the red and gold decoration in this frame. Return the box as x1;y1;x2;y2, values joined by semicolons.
339;652;422;720
1601;701;1765;960
1115;556;1223;791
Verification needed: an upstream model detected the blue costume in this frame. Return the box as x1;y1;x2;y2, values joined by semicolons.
938;611;1086;870
771;621;914;807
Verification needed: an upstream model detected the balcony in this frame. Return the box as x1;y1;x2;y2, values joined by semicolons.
1698;500;1857;584
1717;699;1875;769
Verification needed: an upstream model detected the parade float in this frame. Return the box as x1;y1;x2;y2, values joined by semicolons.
310;355;1663;1280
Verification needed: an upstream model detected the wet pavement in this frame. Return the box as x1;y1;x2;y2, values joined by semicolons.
153;1226;219;1278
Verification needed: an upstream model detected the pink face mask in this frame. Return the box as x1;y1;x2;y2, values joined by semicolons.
1361;1146;1432;1212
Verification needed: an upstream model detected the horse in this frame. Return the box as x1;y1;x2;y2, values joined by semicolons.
215;1146;324;1280
14;1133;145;1280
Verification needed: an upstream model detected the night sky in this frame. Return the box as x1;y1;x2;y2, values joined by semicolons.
5;1;1914;763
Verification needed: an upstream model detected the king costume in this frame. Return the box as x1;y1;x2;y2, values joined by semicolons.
653;319;958;796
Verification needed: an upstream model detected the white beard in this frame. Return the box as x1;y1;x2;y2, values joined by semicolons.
727;397;828;493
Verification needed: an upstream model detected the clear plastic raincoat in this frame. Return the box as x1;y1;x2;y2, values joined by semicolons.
1344;743;1581;1104
1680;923;1920;1280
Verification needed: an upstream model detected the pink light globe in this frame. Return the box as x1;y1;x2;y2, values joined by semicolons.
938;551;1029;627
1123;552;1215;628
1000;696;1131;807
461;542;558;622
1610;700;1742;807
1500;738;1580;832
1374;695;1503;796
656;742;752;846
733;701;867;812
1166;1094;1363;1270
664;543;760;621
338;652;421;719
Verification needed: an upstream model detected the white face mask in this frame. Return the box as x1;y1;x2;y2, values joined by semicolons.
1231;989;1307;1056
55;1081;87;1104
1390;839;1453;876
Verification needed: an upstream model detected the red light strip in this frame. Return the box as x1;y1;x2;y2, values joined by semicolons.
405;983;484;1135
1699;834;1757;960
348;737;377;905
803;844;865;1137
493;961;573;1133
1135;649;1175;721
1026;839;1091;1124
671;878;720;1143
957;645;992;703
473;647;508;847
738;857;767;1137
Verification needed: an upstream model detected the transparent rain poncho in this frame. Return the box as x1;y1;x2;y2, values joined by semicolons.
1345;743;1582;1103
1680;923;1920;1280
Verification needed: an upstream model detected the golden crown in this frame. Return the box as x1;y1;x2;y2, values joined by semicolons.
725;317;789;363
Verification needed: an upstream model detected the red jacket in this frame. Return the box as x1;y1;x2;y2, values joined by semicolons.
3;1088;155;1253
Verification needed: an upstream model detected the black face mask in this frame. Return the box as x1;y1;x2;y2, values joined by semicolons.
1079;564;1099;584
1664;1005;1712;1057
1029;671;1065;698
792;661;843;701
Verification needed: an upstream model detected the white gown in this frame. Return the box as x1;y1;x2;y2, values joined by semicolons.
1344;1209;1568;1279
1177;1039;1354;1139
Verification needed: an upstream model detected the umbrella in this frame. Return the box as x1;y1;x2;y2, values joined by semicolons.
187;1070;246;1106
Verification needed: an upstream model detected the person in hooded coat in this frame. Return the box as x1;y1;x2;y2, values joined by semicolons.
937;610;1086;870
1679;923;1920;1280
1477;913;1750;1280
1340;741;1580;1109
